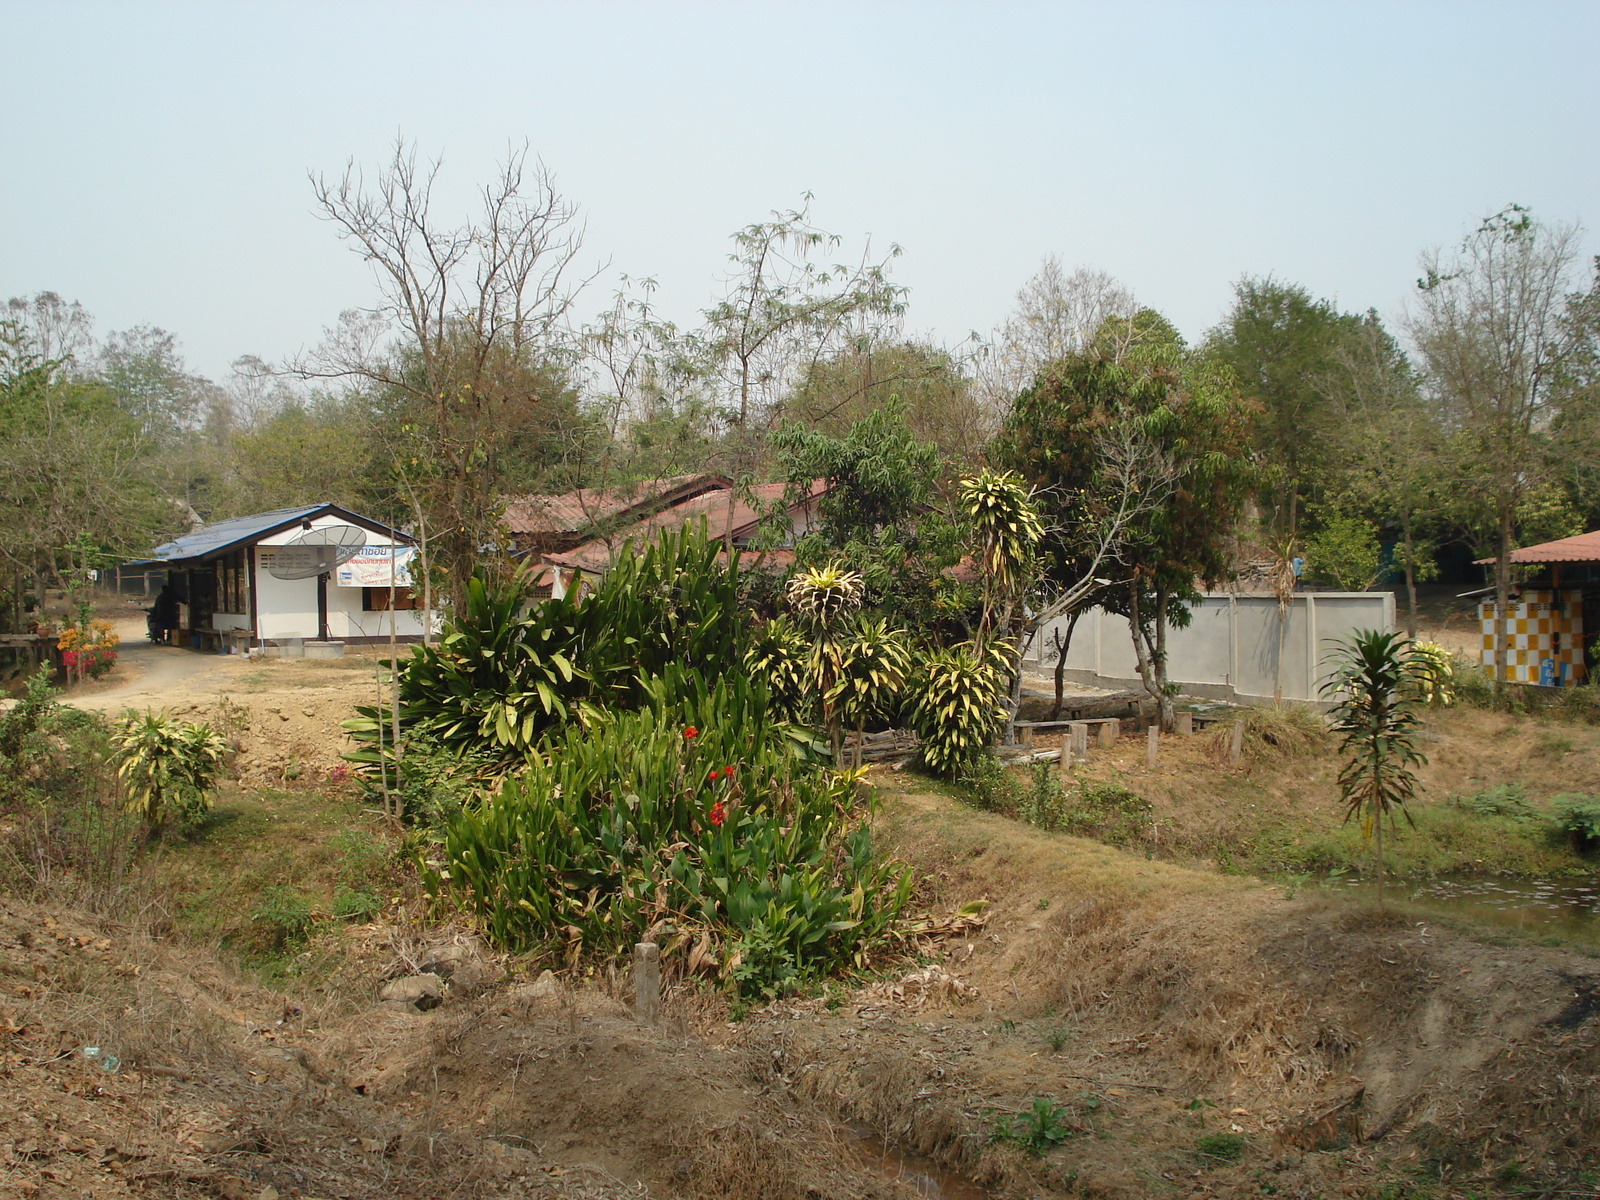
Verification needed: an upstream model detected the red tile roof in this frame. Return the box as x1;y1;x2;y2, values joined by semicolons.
1475;530;1600;565
543;480;825;574
501;473;728;535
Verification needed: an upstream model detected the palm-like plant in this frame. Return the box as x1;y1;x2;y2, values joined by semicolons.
743;616;811;723
1320;630;1436;904
785;562;866;625
786;563;867;757
908;644;1006;778
957;470;1044;638
829;616;913;767
112;710;228;831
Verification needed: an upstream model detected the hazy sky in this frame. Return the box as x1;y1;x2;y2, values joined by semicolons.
3;1;1597;382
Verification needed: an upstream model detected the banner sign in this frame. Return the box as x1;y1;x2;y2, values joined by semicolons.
335;546;416;588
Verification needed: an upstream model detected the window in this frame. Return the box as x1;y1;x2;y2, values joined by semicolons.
363;586;422;611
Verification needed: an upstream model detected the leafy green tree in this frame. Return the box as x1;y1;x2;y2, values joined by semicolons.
1207;279;1365;533
1321;630;1434;905
1313;317;1442;635
998;315;1258;731
1304;513;1381;591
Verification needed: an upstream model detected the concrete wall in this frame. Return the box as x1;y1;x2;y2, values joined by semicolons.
1026;591;1394;706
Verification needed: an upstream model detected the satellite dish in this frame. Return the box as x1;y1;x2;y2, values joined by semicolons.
264;524;367;580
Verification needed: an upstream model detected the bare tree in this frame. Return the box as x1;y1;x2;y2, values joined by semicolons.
1407;206;1584;684
692;201;904;549
979;257;1138;417
299;138;591;608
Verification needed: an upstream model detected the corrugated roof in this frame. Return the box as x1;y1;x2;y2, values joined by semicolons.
502;473;728;535
149;505;329;563
543;481;824;574
146;504;407;564
1475;530;1600;565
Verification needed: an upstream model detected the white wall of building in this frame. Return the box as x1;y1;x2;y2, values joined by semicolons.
246;516;435;642
1025;591;1395;706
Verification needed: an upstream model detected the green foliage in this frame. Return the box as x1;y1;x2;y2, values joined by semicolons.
909;645;1005;777
332;886;382;922
347;523;747;772
1407;642;1457;706
991;1098;1074;1157
110;710;228;831
743;616;810;724
1064;780;1152;846
250;886;316;951
1452;783;1537;821
1194;1132;1247;1163
1551;795;1600;851
1305;513;1381;591
769;398;939;546
428;670;911;979
830;616;913;743
1322;631;1434;893
958;753;1020;812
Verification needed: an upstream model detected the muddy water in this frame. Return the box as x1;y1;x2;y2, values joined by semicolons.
844;1122;989;1200
1321;875;1600;943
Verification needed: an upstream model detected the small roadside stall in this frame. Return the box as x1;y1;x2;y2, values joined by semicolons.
126;504;434;654
1475;530;1600;686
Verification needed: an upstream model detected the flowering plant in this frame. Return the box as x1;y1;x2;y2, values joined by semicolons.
58;619;119;682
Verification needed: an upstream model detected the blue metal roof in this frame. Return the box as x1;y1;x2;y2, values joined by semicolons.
144;503;408;564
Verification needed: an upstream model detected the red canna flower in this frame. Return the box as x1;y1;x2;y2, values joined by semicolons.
683;726;699;739
708;800;726;827
707;770;720;784
722;765;735;779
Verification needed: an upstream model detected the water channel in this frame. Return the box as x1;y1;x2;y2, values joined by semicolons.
1319;874;1600;944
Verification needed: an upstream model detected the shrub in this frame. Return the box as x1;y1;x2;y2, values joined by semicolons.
1064;780;1152;846
991;1098;1073;1157
743;616;810;724
332;886;381;922
1552;795;1600;852
1453;783;1538;821
0;673;140;913
428;669;910;984
958;753;1020;812
250;886;316;950
347;523;750;773
908;645;1004;777
110;710;228;832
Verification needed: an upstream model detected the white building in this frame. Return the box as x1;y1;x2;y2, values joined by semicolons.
133;504;435;650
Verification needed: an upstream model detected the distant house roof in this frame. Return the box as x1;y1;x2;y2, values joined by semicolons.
502;473;730;536
138;504;410;566
542;480;826;575
1476;530;1600;566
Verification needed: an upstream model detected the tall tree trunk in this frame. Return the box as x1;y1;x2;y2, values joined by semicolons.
1127;585;1161;728
1154;588;1174;732
1400;510;1419;639
1048;611;1083;722
1494;492;1514;692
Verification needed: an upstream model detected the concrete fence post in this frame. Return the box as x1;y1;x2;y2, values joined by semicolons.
1070;722;1089;763
633;942;659;1027
1229;719;1245;765
1146;725;1159;769
1176;712;1194;736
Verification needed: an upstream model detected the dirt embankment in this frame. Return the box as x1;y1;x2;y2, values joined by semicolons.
67;646;391;788
6;782;1599;1199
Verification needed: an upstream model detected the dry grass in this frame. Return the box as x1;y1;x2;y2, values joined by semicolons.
1202;702;1330;764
